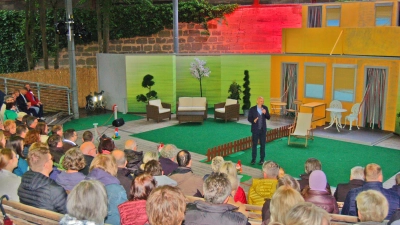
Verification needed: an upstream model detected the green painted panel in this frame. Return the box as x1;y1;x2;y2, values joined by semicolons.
126;55;175;113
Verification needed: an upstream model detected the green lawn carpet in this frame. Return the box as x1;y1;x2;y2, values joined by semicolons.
132;119;400;187
63;112;143;131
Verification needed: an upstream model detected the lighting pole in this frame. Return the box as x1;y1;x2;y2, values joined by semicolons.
65;0;79;119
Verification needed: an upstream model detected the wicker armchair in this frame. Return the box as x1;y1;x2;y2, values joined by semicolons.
146;99;171;123
214;99;240;122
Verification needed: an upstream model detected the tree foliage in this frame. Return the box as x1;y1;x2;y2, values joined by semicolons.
136;74;157;103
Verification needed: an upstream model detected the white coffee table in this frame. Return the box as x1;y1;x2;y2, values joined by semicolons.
324;108;347;132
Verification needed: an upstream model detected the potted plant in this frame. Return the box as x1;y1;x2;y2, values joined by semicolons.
190;58;211;97
136;74;158;103
228;81;241;101
242;70;251;116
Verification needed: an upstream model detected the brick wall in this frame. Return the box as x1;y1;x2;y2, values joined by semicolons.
36;5;302;69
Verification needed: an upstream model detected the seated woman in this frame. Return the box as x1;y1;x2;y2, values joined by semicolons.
226;175;248;217
87;154;127;225
138;151;159;173
356;190;389;225
23;129;40;157
59;180;108;225
6;136;28;176
144;160;177;187
118;173;157;225
35;121;49;143
301;170;339;214
98;137;115;155
267;186;304;224
0;148;21;201
47;134;64;167
56;148;86;192
3;119;16;139
219;161;247;204
284;202;331;225
203;156;224;181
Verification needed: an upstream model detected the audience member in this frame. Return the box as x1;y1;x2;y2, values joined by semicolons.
334;166;364;202
298;158;331;192
0;148;21;201
267;186;305;224
124;139;143;174
51;124;63;137
87;154;127;225
342;163;399;219
356;190;389;224
23;129;40;157
169;150;203;196
56;148;86;192
18;144;67;213
248;160;279;207
16;124;28;138
79;141;97;175
389;209;400;225
185;173;248;225
6;136;28;176
144;159;177;187
118;173;157;225
0;130;6;148
24;85;44;118
4;102;18;120
203;156;224;181
390;173;400;196
302;170;339;214
82;130;94;143
26;116;38;130
219;161;247;204
98;137;115;154
59;180;107;225
146;185;186;225
262;175;301;221
3;119;16;138
112;149;133;196
15;112;27;126
21;114;29;125
279;167;285;178
16;88;38;117
139;151;159;172
35;121;49;143
225;175;248;217
63;129;78;152
284;202;330;225
47;134;64;166
158;144;178;175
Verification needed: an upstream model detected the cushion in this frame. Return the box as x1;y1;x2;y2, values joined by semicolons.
149;99;162;108
178;106;193;111
158;108;170;114
192;97;206;107
179;97;192;107
215;108;225;113
225;99;237;106
190;107;206;111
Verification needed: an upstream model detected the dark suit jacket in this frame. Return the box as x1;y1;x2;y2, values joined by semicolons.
247;105;270;133
16;95;29;113
334;179;364;202
62;141;78;153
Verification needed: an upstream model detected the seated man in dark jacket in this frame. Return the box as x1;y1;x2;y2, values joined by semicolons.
79;142;97;175
390;173;400;196
342;163;399;219
334;166;364;202
124;139;143;175
185;172;249;225
159;144;178;176
17;143;67;214
112;149;132;197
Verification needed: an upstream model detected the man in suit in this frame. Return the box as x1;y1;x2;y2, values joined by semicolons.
62;129;78;152
334;166;364;202
247;96;271;165
15;88;38;117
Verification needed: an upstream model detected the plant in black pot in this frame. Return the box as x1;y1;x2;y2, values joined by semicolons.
242;70;251;116
136;74;158;103
228;81;242;101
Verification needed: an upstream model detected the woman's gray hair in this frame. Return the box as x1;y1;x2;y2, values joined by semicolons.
160;144;178;159
211;156;224;173
350;166;365;180
219;161;237;177
203;173;231;204
67;180;108;224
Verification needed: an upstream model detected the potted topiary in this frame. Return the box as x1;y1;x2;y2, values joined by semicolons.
228;81;241;101
136;74;158;103
242;70;251;116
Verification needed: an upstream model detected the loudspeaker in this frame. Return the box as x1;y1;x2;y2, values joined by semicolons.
112;118;125;127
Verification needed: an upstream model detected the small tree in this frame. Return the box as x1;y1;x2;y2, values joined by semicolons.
136;74;158;103
242;70;251;111
190;58;211;97
228;81;241;101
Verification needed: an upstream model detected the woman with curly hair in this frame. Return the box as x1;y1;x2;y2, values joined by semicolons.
3;119;16;139
23;129;40;157
56;148;86;192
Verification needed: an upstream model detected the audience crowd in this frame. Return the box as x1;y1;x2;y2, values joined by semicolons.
0;87;399;225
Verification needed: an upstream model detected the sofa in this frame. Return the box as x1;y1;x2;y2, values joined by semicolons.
176;97;207;123
214;99;240;122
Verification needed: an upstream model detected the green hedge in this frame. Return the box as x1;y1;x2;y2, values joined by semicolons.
0;0;237;74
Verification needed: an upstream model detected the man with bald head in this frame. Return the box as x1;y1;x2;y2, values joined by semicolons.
79;142;97;175
112;149;132;196
124;139;143;175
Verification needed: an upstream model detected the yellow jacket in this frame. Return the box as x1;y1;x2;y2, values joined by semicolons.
248;178;278;208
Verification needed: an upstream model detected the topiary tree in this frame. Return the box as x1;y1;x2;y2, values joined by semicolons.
136;74;158;103
242;70;251;112
228;81;241;101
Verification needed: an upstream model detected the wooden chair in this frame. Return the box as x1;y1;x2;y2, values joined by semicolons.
286;99;302;117
214;99;240;122
146;99;171;123
270;97;283;114
288;112;313;147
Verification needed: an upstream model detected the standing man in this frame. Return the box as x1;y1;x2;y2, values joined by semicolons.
248;96;270;165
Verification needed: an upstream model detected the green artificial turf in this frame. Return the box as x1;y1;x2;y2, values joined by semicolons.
132;119;400;186
63;112;143;131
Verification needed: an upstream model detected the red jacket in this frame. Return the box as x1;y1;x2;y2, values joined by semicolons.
118;200;148;225
25;91;40;106
234;186;247;204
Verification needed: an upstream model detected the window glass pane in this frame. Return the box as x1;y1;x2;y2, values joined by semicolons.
326;7;340;27
376;5;392;26
308;6;322;28
333;67;356;102
305;65;325;99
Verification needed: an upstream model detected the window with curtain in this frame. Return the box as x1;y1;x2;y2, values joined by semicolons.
308;6;322;28
305;64;325;99
333;66;356;102
326;6;341;27
375;3;392;26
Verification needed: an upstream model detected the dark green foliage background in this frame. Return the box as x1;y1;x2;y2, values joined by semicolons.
0;0;237;74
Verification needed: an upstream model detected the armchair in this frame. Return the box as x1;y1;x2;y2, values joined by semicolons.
214;99;240;122
146;99;171;123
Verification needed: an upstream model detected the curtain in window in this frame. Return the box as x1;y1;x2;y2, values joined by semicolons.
362;68;386;129
308;6;322;28
282;64;297;110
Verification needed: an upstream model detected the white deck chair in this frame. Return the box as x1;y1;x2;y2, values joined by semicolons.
344;103;361;130
288;112;313;147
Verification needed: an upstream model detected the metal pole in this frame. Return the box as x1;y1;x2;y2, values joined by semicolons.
65;0;79;119
173;0;179;53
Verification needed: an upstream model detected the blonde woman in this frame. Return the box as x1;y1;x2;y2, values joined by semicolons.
268;186;304;224
219;161;247;204
139;151;158;171
203;156;224;181
0;148;21;201
284;202;331;225
226;175;248;217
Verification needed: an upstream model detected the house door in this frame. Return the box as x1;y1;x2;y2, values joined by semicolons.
282;63;298;112
363;68;387;129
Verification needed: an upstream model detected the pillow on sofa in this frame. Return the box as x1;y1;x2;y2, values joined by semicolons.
225;99;237;106
149;99;162;108
192;97;206;107
179;97;192;107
